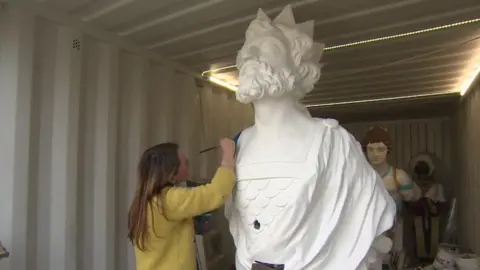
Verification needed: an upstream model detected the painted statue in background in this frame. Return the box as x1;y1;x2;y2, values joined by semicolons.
362;126;421;269
225;5;397;270
409;153;446;261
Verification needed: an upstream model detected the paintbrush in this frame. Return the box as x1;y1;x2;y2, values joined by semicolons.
199;131;243;154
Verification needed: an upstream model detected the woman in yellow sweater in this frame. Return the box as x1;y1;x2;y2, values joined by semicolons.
128;138;237;270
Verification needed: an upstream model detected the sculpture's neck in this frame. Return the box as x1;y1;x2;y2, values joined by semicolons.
252;96;309;137
371;162;390;177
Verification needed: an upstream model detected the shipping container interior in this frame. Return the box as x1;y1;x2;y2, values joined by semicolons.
0;0;479;270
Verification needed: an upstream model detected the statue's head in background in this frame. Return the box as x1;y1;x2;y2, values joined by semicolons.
236;5;325;104
362;126;392;166
410;153;435;181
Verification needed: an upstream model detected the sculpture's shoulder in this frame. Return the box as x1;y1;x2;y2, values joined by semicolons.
314;117;353;138
238;117;340;143
392;168;415;189
394;168;410;180
316;117;340;129
235;117;358;165
308;118;339;139
236;125;255;146
384;168;411;190
313;117;359;149
236;119;321;164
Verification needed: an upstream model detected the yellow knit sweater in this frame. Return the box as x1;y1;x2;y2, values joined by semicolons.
134;167;236;270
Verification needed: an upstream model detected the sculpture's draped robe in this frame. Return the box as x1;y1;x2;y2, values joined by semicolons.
226;119;397;270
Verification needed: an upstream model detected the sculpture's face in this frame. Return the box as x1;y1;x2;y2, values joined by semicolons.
366;142;388;165
236;27;297;104
235;7;324;104
239;30;292;72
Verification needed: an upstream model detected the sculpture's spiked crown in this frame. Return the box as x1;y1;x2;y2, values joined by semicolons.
249;5;325;63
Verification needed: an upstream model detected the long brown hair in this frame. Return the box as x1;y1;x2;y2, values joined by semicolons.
127;143;180;250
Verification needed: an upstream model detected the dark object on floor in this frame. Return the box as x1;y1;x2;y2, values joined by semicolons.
187;180;214;234
252;262;285;270
193;212;213;234
0;241;9;260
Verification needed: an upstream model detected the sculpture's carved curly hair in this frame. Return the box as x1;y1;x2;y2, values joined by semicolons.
237;16;323;101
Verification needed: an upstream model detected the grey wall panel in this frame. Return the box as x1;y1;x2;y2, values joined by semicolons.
455;81;480;254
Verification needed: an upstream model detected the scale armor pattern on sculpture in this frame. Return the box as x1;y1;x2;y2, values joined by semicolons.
235;176;296;250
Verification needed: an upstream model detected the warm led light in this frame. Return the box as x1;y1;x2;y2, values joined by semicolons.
460;64;480;96
305;91;459;108
208;76;238;92
201;68;234;77
202;18;480;76
203;18;479;102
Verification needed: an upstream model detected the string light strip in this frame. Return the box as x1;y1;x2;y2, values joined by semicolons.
305;91;459;108
202;18;480;77
208;76;238;92
203;17;480;101
326;18;480;50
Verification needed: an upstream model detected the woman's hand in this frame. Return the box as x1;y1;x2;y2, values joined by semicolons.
220;138;236;169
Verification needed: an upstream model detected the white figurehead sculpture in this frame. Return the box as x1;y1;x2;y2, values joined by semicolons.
225;5;397;270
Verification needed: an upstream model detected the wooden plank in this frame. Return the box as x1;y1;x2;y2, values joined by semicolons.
417;122;427;154
469;91;480;252
0;7;35;270
402;123;412;172
433;121;443;161
395;123;404;169
410;123;419;160
387;123;397;166
92;43;119;270
443;120;452;174
426;121;436;155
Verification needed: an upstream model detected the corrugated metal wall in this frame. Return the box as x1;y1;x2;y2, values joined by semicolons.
343;118;454;194
455;82;480;254
0;7;252;270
